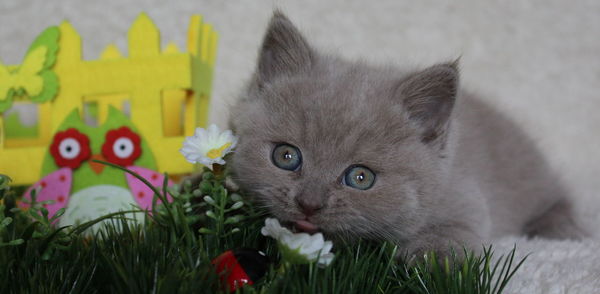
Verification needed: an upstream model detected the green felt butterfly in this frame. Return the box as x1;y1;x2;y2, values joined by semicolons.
0;26;60;113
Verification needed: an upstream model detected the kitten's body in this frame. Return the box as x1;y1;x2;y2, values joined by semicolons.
450;93;577;239
417;92;586;252
230;12;585;258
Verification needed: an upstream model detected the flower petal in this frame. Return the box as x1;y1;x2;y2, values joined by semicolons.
260;217;335;266
207;124;220;139
180;125;239;166
318;253;335;267
194;127;207;138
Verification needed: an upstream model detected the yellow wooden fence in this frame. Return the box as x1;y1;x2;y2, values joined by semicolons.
0;13;217;185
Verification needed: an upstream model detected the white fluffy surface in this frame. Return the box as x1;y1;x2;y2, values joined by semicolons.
1;1;599;292
494;237;600;293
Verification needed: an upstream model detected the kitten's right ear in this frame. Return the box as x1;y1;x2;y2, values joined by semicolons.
256;11;314;85
398;62;459;146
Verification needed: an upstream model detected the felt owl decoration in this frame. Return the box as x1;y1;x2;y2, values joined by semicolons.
20;107;172;231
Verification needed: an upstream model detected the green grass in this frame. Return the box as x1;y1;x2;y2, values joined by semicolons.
0;166;526;294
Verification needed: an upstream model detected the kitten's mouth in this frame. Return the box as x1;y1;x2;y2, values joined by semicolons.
293;219;320;234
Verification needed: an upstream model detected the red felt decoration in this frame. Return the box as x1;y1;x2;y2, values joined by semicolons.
101;126;142;166
49;128;91;169
211;248;269;292
212;250;254;292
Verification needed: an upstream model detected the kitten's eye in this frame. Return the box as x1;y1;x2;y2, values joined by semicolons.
271;143;302;171
343;165;376;190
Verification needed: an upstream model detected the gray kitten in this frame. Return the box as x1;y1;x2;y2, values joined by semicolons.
229;12;586;258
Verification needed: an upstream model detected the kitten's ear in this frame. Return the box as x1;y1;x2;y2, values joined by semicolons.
256;11;313;84
398;62;459;145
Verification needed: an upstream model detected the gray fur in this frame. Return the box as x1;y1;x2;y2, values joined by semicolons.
229;12;586;258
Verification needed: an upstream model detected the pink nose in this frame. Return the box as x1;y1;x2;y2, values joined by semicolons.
296;197;323;216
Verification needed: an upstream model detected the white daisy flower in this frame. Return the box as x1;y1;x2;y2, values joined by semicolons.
180;124;238;169
261;218;334;267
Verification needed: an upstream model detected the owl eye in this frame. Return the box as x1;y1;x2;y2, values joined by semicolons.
113;137;135;159
102;127;142;166
59;138;81;159
50;128;91;169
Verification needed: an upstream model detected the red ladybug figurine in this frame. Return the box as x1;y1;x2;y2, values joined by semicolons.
212;248;269;292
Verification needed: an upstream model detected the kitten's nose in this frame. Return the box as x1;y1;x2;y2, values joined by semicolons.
295;197;323;216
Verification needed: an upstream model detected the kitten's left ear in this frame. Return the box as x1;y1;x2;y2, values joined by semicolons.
256;11;314;85
397;61;459;146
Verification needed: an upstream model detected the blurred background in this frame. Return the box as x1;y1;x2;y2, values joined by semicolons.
1;0;599;228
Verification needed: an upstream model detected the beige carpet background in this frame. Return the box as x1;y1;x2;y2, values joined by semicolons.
1;1;599;292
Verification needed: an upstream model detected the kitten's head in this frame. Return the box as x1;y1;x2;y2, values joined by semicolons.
231;12;459;242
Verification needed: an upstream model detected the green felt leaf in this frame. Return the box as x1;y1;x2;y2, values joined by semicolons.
0;26;60;113
28;70;58;103
0;90;14;113
27;26;60;69
0;58;12;112
27;26;60;103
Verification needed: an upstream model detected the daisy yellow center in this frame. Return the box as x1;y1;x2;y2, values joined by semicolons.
206;142;232;159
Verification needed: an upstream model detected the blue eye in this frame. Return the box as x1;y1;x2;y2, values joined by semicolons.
343;165;376;190
271;144;302;171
